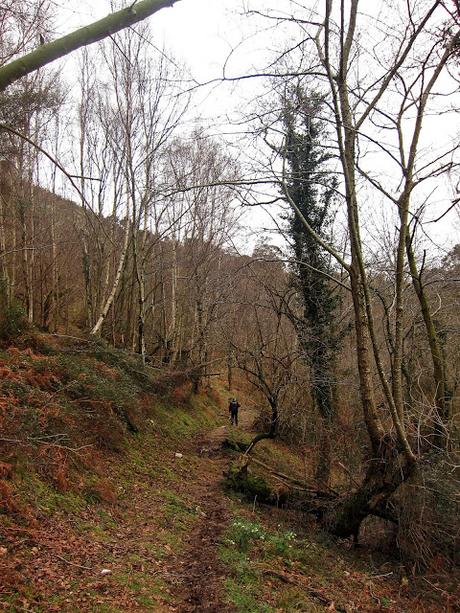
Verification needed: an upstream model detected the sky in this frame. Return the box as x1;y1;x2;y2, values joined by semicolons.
47;0;460;258
51;0;287;252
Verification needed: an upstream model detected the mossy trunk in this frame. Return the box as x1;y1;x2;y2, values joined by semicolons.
311;359;335;486
322;444;416;540
0;0;181;91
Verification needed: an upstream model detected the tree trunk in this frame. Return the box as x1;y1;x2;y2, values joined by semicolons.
246;397;279;454
0;186;11;300
322;444;416;540
311;356;335;485
406;238;450;447
315;423;332;487
227;345;234;391
90;219;130;336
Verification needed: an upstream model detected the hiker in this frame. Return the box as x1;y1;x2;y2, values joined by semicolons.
228;397;240;426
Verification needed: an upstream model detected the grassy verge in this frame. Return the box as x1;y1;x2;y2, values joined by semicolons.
0;334;224;611
219;516;325;612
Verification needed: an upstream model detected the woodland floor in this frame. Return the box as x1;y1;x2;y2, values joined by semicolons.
1;367;459;612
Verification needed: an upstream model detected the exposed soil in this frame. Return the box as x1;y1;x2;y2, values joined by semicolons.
169;409;255;612
171;470;232;612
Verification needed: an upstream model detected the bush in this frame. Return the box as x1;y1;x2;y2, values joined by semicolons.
0;301;28;342
396;453;460;568
225;518;267;552
225;518;295;556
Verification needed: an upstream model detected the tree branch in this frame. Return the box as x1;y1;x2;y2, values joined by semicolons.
0;0;181;91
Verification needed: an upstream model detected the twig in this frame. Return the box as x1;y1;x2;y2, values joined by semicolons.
54;553;92;571
0;437;93;453
0;124;88;205
368;581;382;605
336;460;361;487
422;576;452;598
9;604;38;613
50;333;96;343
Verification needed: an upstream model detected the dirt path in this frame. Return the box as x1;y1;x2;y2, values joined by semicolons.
171;466;232;612
169;408;256;612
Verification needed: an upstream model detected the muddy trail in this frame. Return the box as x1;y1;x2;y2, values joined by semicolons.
168;408;256;612
165;407;460;613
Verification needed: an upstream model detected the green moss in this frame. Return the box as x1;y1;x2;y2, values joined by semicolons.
221;429;252;452
93;605;125;613
158;528;182;550
153;399;218;441
223;466;273;502
111;570;174;605
275;588;322;612
17;473;87;514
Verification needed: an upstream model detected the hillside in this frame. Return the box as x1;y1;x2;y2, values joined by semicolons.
0;333;458;612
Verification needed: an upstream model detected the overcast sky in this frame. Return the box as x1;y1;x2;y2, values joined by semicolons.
49;0;460;256
51;0;287;252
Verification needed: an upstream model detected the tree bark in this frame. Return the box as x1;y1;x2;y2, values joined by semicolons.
322;443;415;540
406;238;450;445
90;219;130;336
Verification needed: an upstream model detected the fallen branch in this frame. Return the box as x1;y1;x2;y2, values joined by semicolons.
54;553;92;571
245;431;275;455
248;455;339;497
0;437;93;453
257;566;348;612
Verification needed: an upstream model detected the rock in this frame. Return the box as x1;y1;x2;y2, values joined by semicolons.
174;452;183;459
100;569;112;576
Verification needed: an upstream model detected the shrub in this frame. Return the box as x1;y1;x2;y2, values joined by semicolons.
0;301;28;342
396;453;460;568
226;518;296;557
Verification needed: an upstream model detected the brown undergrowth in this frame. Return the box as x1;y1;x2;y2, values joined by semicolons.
0;334;458;612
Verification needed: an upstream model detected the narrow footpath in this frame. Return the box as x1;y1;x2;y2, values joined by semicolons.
167;406;256;612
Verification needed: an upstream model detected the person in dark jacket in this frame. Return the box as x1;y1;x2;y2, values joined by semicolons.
228;398;240;426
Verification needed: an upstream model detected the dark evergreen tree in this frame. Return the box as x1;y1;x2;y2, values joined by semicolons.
282;86;340;484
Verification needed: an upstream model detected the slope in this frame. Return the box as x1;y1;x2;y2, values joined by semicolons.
0;333;458;612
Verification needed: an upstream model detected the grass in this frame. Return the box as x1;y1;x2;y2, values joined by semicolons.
153;395;218;440
17;472;88;514
4;333;222;512
1;340;454;613
219;516;340;612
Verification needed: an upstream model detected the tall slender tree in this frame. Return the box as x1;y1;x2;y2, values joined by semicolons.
282;86;340;485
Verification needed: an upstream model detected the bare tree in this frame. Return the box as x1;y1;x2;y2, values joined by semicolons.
86;25;187;351
244;0;460;541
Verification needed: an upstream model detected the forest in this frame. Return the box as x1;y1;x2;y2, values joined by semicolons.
1;1;460;611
